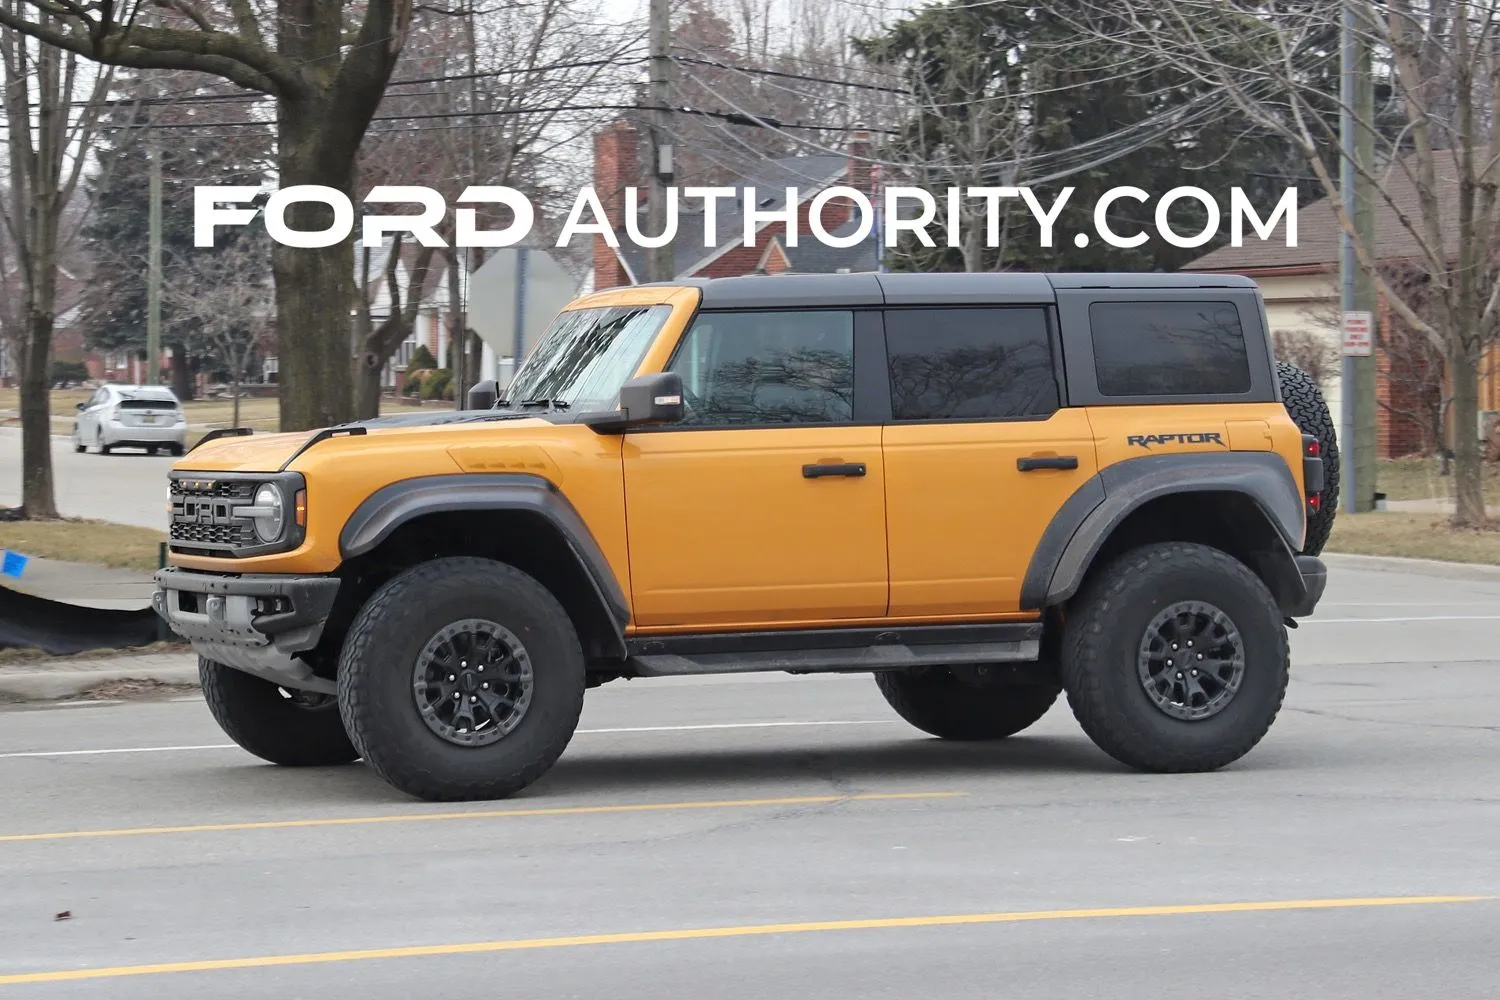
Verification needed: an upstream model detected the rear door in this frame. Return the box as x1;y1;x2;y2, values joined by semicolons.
880;305;1099;617
622;307;890;629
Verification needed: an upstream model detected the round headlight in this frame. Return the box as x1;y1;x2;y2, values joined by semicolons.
252;483;283;542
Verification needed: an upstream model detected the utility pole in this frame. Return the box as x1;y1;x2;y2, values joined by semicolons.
1353;1;1378;511
146;116;162;386
1339;0;1377;513
647;0;674;282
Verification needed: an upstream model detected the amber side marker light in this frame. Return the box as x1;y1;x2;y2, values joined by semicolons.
295;490;307;527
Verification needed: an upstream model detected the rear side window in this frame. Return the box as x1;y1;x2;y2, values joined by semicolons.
1089;301;1251;396
884;307;1059;420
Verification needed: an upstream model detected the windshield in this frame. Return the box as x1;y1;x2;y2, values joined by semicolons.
503;304;672;411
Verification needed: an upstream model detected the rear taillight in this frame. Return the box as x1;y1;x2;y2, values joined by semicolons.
1300;433;1325;511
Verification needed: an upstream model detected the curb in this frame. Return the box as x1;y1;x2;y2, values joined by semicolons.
0;657;198;702
1322;551;1500;582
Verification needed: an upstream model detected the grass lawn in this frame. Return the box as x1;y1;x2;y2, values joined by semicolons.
1324;511;1500;565
0;519;167;572
1376;457;1500;502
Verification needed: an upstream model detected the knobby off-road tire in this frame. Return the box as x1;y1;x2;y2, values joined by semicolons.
1276;359;1339;555
199;657;360;766
875;667;1062;740
1059;542;1289;773
337;557;586;802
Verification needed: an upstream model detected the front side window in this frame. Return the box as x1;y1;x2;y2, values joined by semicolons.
504;304;672;411
666;309;855;425
1090;301;1252;396
885;307;1059;420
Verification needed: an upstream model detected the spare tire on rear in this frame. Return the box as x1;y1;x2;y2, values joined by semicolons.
1275;359;1339;555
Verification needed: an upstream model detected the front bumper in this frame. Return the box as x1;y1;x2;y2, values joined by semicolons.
153;567;340;693
1284;554;1327;618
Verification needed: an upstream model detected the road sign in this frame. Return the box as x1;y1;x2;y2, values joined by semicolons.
1342;310;1373;356
467;247;579;364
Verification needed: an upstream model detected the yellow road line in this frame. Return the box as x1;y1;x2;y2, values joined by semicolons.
0;895;1488;986
0;791;963;844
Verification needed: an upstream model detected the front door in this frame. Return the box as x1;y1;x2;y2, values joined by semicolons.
880;304;1099;618
623;307;888;629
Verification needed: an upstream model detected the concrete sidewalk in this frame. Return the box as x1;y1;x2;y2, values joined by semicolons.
1385;498;1500;516
0;650;196;701
3;554;155;610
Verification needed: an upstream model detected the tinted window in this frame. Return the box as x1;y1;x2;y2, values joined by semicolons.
885;307;1058;420
1090;301;1251;396
666;310;854;425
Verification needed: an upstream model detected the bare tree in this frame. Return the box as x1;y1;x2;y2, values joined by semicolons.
349;0;643;416
1075;0;1500;526
1273;327;1342;388
1;11;114;519
0;0;418;432
163;238;273;430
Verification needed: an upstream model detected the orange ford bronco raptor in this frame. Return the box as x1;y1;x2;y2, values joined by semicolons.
152;272;1337;802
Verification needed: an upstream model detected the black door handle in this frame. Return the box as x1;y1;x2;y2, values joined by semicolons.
1017;455;1078;471
803;463;866;478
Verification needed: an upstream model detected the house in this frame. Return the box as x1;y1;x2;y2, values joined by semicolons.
1181;162;1500;458
590;121;882;289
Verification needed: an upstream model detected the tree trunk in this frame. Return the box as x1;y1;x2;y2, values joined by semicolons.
353;350;385;420
19;308;58;519
448;250;464;405
272;101;358;431
1448;338;1486;526
171;342;194;400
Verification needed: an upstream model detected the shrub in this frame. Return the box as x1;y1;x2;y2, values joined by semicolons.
408;344;437;371
422;368;452;400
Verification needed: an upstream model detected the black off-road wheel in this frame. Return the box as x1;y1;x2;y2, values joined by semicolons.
199;658;360;766
1276;359;1339;555
875;666;1062;740
1059;542;1289;773
337;557;586;802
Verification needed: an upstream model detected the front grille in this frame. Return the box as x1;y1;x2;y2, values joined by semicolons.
169;477;258;554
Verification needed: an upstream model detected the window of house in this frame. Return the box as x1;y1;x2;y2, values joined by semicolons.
884;307;1059;420
1090;301;1252;396
666;310;855;425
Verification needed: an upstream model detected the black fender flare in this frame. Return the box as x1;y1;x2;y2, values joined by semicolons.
1020;452;1309;611
339;473;630;654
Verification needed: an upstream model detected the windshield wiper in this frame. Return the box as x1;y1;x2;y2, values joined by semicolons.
518;398;570;410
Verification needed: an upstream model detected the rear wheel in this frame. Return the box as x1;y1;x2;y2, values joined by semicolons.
337;557;587;802
875;665;1061;740
199;658;360;766
1276;359;1339;555
1059;541;1289;773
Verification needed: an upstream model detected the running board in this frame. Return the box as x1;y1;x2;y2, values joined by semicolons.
624;622;1043;677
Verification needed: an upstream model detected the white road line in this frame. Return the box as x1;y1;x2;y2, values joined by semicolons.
1304;615;1500;624
0;719;894;760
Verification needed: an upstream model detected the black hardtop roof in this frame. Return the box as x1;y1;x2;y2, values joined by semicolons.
632;271;1258;310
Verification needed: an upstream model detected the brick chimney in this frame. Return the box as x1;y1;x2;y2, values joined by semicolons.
845;128;872;223
593;121;638;289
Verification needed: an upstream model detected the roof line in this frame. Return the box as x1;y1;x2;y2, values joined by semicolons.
677;164;849;278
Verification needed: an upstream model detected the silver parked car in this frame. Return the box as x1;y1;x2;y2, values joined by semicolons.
72;384;187;456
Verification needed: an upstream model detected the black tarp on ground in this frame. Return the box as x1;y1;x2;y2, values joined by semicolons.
0;583;163;655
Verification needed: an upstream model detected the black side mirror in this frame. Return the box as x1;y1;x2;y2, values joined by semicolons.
466;379;498;410
75;401;86;411
581;372;685;433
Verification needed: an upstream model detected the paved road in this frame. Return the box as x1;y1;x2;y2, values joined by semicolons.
0;428;173;531
3;560;1499;997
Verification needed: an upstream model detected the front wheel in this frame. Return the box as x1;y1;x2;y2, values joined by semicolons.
337;557;587;802
199;658;360;766
1059;541;1289;773
875;667;1060;740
